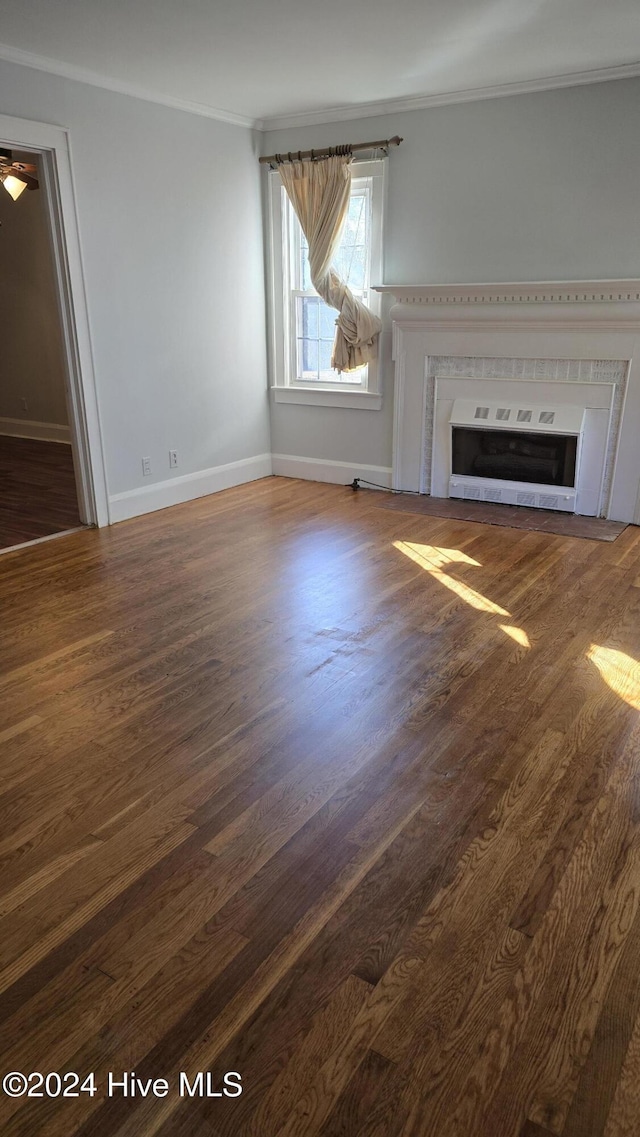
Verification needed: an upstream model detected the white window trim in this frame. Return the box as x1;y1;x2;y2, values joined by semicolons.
267;158;386;411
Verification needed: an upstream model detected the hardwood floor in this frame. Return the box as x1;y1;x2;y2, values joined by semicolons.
0;475;639;1137
0;435;81;550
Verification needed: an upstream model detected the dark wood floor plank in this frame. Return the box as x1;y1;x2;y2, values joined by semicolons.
318;1049;395;1137
601;1001;640;1136
241;973;372;1137
562;897;640;1136
0;434;81;549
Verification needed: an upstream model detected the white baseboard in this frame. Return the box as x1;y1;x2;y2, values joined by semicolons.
108;453;273;523
0;417;71;443
271;453;392;489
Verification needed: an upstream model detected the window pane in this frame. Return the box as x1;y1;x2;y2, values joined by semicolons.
318;339;333;372
319;303;336;338
349;246;367;291
299;338;318;379
346;192;368;238
301;295;319;338
335;191;369;290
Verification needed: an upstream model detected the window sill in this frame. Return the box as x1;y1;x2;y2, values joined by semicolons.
271;386;382;410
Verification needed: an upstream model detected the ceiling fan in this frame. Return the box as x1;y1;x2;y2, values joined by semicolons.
0;149;39;201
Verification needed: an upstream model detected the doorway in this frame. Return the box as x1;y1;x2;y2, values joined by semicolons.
0;114;109;552
0;147;83;550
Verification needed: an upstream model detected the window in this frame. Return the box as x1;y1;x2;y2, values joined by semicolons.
268;159;385;409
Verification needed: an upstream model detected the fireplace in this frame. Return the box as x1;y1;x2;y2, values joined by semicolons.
373;280;640;524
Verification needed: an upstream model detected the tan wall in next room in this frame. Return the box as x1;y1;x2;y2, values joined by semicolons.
0;156;69;432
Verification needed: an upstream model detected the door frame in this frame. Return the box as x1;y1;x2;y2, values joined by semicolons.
0;113;109;526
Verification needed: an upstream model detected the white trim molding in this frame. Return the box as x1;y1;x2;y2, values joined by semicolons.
271;387;382;410
271;454;392;489
259;62;640;130
0;42;256;128
0;417;71;443
374;281;640;326
374;281;640;304
376;280;640;523
108;454;273;523
110;453;394;523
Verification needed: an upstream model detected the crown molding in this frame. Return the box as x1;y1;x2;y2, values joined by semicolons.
1;41;638;135
0;42;258;129
259;62;640;131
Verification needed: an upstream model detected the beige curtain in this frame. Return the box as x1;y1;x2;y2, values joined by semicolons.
279;154;382;373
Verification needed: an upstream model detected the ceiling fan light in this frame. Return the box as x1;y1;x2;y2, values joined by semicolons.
1;173;28;201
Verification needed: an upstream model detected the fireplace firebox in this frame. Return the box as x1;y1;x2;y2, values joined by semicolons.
451;427;578;488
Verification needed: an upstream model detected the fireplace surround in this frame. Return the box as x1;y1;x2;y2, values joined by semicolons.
373;281;640;523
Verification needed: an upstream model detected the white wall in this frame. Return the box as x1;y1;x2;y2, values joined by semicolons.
0;162;69;431
263;78;640;474
0;59;271;516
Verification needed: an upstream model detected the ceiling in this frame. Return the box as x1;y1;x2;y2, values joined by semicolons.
0;0;638;128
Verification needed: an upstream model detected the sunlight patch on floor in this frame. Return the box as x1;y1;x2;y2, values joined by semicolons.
393;541;532;649
587;645;640;710
499;624;531;647
394;541;510;616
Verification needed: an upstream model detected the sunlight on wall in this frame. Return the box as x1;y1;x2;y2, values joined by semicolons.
587;645;640;710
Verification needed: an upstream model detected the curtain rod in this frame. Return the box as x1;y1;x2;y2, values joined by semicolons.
259;135;403;167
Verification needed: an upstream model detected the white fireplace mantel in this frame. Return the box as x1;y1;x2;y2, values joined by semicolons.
372;280;640;524
374;280;640;322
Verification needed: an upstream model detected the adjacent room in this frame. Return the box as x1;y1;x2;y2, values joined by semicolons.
0;1;639;1134
0;147;81;550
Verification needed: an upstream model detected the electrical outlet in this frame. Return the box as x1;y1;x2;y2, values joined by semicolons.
142;456;151;477
21;397;29;412
169;450;178;469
